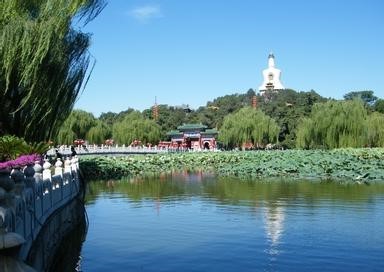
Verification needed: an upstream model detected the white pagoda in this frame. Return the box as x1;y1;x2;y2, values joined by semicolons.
259;53;285;95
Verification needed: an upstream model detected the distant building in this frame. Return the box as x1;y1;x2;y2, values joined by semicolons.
174;104;192;113
259;53;285;95
166;124;218;150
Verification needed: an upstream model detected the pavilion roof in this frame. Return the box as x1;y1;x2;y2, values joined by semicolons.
166;130;183;136
201;128;218;135
177;123;207;131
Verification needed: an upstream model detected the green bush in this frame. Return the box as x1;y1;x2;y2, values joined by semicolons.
0;135;50;161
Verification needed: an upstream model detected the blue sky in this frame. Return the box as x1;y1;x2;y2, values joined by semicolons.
75;0;384;117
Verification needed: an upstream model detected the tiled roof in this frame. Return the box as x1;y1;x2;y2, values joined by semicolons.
177;123;207;131
166;130;183;136
201;129;218;135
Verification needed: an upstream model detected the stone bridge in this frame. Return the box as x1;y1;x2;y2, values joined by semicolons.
0;156;83;271
47;145;194;157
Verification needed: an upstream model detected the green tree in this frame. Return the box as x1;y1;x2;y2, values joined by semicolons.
0;0;105;142
343;90;378;106
86;120;112;144
258;89;327;148
143;105;189;137
193;91;256;129
366;112;384;147
0;135;49;161
99;112;118;127
55;110;97;144
113;112;161;145
374;99;384;114
219;107;279;149
296;100;367;149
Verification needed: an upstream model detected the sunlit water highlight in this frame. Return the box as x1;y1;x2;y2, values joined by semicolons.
77;172;384;271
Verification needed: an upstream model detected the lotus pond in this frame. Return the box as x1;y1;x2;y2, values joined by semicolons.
80;149;384;182
63;172;384;271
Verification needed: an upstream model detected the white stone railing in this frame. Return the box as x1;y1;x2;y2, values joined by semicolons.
0;156;81;260
46;144;190;156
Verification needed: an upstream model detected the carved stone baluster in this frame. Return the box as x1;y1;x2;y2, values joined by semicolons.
75;156;79;170
33;160;43;182
64;157;71;173
11;168;25;195
24;164;35;189
55;158;63;177
42;159;52;181
71;156;78;172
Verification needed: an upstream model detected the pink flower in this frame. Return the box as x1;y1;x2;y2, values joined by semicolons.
0;154;42;170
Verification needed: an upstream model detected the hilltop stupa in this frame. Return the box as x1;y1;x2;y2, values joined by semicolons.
259;53;285;95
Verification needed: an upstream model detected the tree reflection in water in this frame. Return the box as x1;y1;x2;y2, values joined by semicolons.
81;172;384;271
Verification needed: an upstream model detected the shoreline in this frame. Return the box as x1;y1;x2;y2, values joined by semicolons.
79;148;384;183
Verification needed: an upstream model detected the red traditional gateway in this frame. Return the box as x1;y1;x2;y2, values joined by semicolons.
166;124;218;150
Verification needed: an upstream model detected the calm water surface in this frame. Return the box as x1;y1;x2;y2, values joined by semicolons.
78;172;384;271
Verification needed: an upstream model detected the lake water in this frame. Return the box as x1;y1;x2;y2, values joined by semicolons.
74;172;384;271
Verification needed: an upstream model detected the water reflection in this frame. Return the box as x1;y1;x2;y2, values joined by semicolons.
27;200;87;272
264;203;285;257
86;173;384;210
81;173;384;272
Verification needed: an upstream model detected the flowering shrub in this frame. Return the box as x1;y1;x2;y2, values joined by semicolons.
0;135;27;161
0;154;41;170
0;135;49;162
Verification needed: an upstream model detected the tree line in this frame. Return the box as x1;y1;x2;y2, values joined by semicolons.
53;89;384;149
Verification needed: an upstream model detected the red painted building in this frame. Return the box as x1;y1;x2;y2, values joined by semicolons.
165;124;218;150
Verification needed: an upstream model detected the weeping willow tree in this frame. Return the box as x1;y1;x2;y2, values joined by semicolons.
55;109;96;144
366;112;384;147
219;107;279;149
0;0;105;142
113;111;162;145
86;120;111;144
296;100;368;149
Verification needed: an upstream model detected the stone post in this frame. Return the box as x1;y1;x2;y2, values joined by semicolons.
64;157;71;173
42;159;52;181
33;160;43;182
55;158;63;177
71;156;78;172
11;168;25;195
23;164;35;189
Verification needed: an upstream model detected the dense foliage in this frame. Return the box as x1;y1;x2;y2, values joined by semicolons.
86;120;112;144
113;111;161;145
366;112;384;147
343;90;377;106
142;105;190;138
0;135;49;161
374;99;384;114
79;149;384;182
257;89;328;148
296;100;384;149
219;107;279;148
194;89;257;129
54;89;382;149
56;110;98;144
0;0;105;142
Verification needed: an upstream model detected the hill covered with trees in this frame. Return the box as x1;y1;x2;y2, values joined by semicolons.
53;89;384;149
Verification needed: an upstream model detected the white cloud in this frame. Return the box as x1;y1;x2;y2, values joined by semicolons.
129;5;163;23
